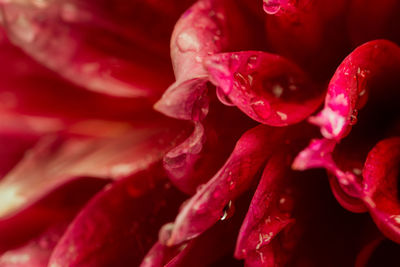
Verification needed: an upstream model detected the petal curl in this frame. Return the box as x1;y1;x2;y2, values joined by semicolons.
205;51;323;126
167;123;315;245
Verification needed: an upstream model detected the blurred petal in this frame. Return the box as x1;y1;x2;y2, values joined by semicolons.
48;165;186;266
0;120;189;220
0;222;67;267
205;51;323;126
0;0;192;97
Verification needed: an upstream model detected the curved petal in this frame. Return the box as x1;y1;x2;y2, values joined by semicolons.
0;32;157;121
205;51;324;126
48;166;186;266
235;153;297;266
362;137;400;243
0;120;189;220
0;222;68;267
0;0;192;97
309;40;400;140
167;123;315;245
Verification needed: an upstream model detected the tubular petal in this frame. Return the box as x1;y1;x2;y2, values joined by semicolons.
205;51;324;126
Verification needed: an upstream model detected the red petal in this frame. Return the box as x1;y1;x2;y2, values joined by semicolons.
0;120;189;220
235;153;298;263
48;166;186;266
205;51;324;126
0;0;191;97
362;137;400;243
0;32;157;121
167;123;314;245
0;223;67;267
309;40;400;140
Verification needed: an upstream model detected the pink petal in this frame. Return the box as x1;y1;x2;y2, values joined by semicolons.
309;40;400;140
362;137;400;243
0;0;192;97
205;51;324;126
167;123;314;245
48;166;186;266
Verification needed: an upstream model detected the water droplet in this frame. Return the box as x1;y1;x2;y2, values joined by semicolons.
272;84;284;98
246;55;258;70
251;98;271;120
176;31;200;53
216;87;235;106
220;200;235;221
276;111;288;121
349;109;358;125
278;195;294;213
229;54;240;69
263;0;281;15
233;72;249;92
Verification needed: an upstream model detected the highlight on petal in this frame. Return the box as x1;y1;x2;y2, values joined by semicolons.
0;120;189;220
48;165;186;267
0;222;68;267
0;32;157;121
309;39;400;140
205;51;324;126
167;123;315;245
362;137;400;243
0;0;193;97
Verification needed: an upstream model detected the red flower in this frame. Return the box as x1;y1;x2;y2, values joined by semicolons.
0;0;399;266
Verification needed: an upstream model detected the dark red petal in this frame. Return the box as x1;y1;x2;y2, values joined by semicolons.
264;0;349;78
348;0;400;46
0;0;191;97
48;166;186;266
235;153;296;265
0;120;189;220
309;40;400;140
167;123;314;245
362;137;400;243
205;51;323;126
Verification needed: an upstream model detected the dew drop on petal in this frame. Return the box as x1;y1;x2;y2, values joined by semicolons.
263;0;281;15
246;55;258;70
251;98;271;120
216;87;235;106
220;200;235;221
